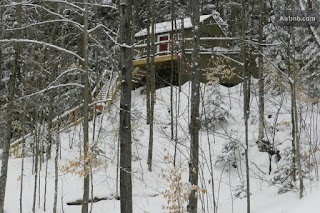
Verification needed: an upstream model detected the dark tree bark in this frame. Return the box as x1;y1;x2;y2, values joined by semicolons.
81;1;90;213
241;0;251;212
147;0;155;172
119;0;133;212
145;0;151;125
0;2;20;212
258;1;265;143
187;0;200;212
288;0;303;195
53;130;59;213
170;0;176;141
32;123;40;213
19;107;26;213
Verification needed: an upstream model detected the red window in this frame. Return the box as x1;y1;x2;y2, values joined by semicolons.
158;35;169;52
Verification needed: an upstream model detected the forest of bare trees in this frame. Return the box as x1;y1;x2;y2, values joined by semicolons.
0;0;320;213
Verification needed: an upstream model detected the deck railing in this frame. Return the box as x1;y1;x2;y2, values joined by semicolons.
133;37;241;60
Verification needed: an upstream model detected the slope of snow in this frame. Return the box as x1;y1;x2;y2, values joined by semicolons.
2;81;320;212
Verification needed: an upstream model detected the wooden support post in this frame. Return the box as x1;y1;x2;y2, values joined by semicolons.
13;144;19;158
70;110;77;125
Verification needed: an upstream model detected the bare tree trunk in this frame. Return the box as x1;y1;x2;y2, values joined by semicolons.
201;91;217;213
0;2;20;212
241;0;251;212
173;18;185;166
258;1;265;143
179;18;185;92
19;97;27;213
147;0;155;172
116;136;120;198
19;142;25;213
119;0;133;212
145;0;151;124
292;82;303;198
53;21;64;213
44;23;58;207
81;1;90;213
32;125;40;213
170;0;176;141
90;167;94;213
44;79;52;212
53;131;59;213
0;5;2;141
290;46;303;197
187;0;200;212
43;152;49;211
289;1;303;195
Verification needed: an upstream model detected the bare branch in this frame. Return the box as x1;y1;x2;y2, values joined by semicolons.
18;83;84;100
6;19;83;31
0;39;84;62
48;68;85;88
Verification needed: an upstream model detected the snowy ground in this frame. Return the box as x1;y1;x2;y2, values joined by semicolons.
3;81;320;212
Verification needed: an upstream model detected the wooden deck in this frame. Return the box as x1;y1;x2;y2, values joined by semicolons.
133;53;179;67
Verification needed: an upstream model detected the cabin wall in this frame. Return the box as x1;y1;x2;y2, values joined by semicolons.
135;19;227;57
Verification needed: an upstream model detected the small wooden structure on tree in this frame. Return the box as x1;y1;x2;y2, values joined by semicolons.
133;11;257;87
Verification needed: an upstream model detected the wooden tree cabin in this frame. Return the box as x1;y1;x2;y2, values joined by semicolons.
94;12;258;112
133;12;258;87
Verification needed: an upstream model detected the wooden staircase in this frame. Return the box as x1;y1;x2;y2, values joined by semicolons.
132;67;146;84
95;66;146;112
95;79;120;113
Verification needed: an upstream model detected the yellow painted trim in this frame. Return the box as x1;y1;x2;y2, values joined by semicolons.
133;53;178;66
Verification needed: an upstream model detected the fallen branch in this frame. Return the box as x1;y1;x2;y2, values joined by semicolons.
66;196;120;206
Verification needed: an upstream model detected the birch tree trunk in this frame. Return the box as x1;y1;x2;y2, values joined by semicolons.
187;0;200;212
119;0;133;212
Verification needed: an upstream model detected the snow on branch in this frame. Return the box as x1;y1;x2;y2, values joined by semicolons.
101;29;135;48
88;24;117;35
300;50;320;72
254;46;293;84
18;83;84;100
43;0;84;11
13;3;84;31
6;19;83;31
298;0;320;48
82;2;117;10
0;39;84;62
48;68;85;88
217;53;244;65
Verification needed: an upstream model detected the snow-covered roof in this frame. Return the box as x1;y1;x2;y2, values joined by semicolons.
135;11;228;38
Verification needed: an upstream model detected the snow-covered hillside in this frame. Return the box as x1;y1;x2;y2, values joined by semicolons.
3;82;320;213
